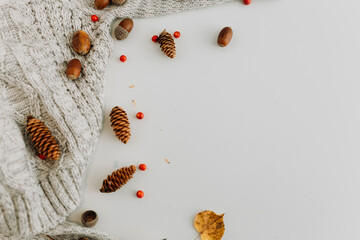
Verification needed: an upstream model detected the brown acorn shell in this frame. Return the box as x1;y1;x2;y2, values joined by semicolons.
217;27;233;47
72;30;91;55
94;0;110;9
66;59;82;80
119;18;133;33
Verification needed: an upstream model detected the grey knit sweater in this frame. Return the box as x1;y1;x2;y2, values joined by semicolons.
0;0;232;239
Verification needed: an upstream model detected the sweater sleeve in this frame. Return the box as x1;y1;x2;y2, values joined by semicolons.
0;221;117;240
0;0;112;236
0;86;40;236
110;0;234;18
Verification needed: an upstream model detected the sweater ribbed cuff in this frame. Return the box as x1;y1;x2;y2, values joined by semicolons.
0;166;82;236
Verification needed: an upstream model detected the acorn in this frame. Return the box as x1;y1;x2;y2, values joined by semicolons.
94;0;110;9
81;210;98;228
66;59;82;80
217;27;233;47
112;0;126;4
114;18;133;40
72;30;91;55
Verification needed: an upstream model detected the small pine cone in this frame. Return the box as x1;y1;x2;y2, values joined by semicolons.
100;165;136;193
158;29;176;58
26;116;60;160
112;0;126;5
110;106;131;144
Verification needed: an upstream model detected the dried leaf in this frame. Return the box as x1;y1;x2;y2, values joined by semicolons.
194;210;225;240
132;99;137;107
164;158;170;164
129;85;135;88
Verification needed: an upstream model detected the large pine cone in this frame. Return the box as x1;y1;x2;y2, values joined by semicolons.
26;115;60;160
158;29;176;58
100;165;136;193
110;106;131;144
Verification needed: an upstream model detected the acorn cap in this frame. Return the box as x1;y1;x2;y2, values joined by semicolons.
114;25;129;40
81;210;98;227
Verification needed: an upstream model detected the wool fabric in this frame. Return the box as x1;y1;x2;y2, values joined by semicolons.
0;0;232;239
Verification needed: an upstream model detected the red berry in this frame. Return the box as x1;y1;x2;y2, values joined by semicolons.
136;112;144;119
173;31;181;38
120;55;127;62
139;164;147;171
136;190;144;198
243;0;251;5
152;35;158;42
91;15;99;22
38;153;46;160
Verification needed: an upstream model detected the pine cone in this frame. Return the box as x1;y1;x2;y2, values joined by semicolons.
110;106;131;144
26;115;60;160
158;29;176;58
100;165;136;193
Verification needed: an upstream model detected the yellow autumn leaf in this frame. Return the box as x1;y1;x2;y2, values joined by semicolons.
194;210;225;240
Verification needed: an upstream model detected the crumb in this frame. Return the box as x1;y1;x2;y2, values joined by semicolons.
129;85;135;88
164;158;170;164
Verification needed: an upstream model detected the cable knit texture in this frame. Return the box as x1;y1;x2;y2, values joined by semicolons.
0;0;232;239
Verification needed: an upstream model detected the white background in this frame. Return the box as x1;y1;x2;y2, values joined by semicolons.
69;1;360;239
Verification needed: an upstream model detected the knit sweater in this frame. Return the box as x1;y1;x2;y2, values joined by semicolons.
0;0;232;239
